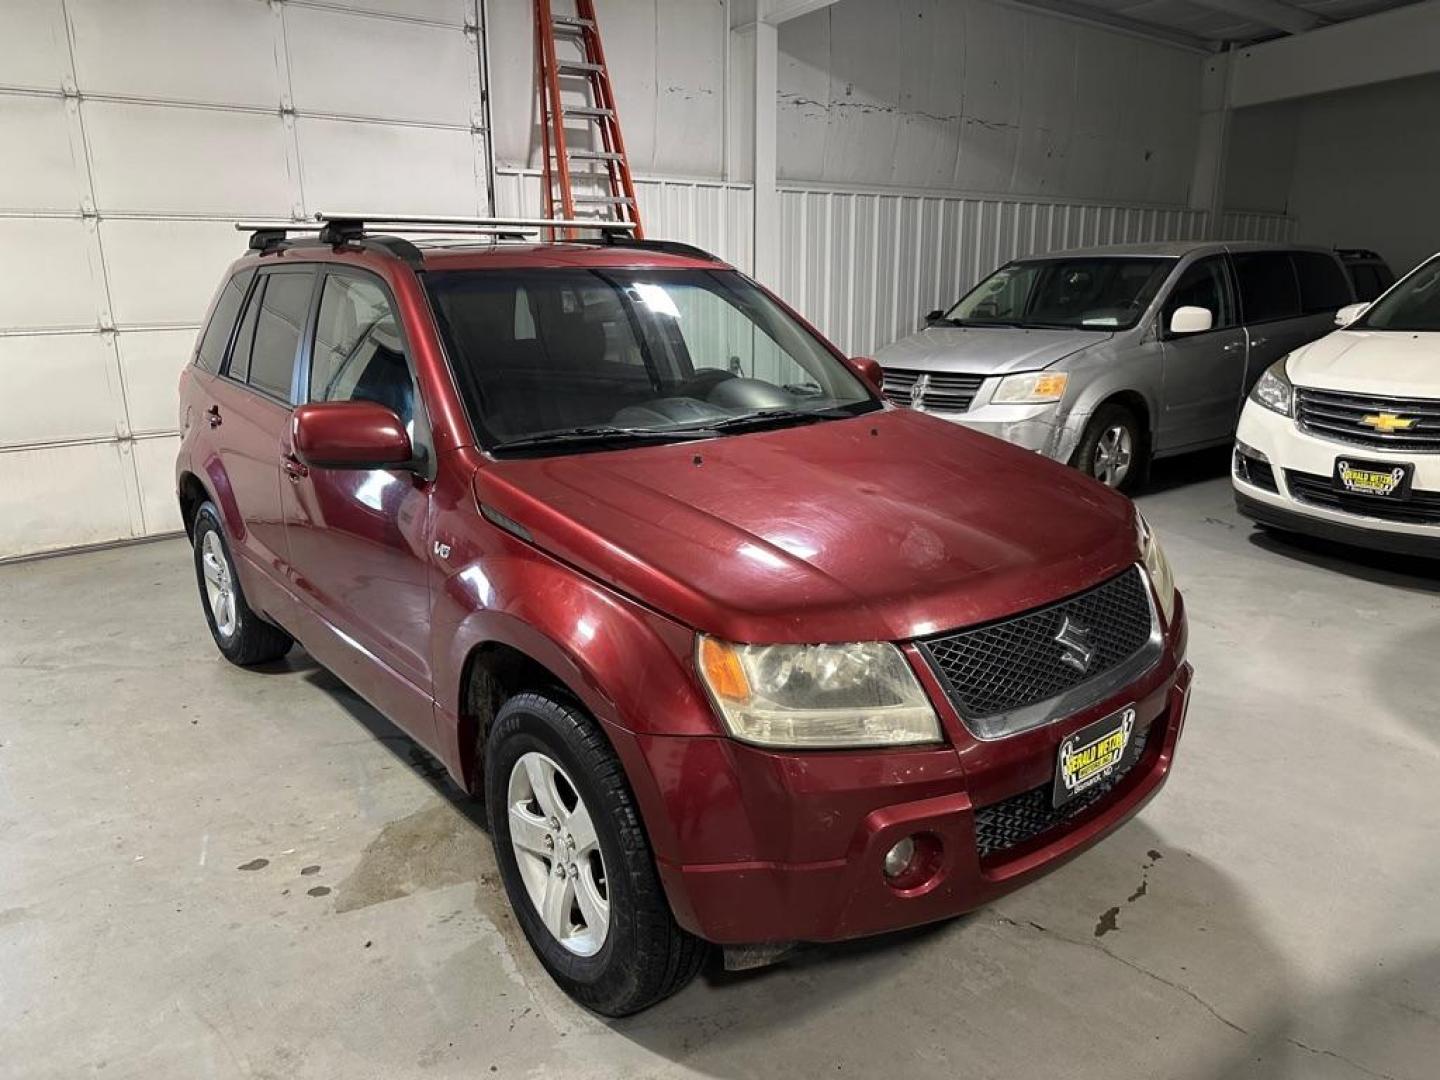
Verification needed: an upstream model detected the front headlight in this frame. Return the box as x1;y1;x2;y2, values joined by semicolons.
993;371;1068;404
695;637;942;748
1136;512;1176;626
1249;357;1293;417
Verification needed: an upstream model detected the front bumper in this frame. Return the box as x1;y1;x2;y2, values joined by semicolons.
645;599;1191;945
1233;402;1440;557
922;399;1082;463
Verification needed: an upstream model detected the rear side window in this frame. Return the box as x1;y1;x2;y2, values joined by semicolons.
1234;253;1300;323
247;270;315;401
1293;252;1352;312
195;268;254;373
312;273;415;428
1164;256;1237;332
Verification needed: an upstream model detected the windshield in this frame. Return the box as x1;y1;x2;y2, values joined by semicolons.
426;268;878;451
1357;256;1440;331
942;257;1173;331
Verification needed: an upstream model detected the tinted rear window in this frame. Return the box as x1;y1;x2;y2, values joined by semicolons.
195;269;254;373
1293;252;1351;312
1234;252;1300;323
247;271;314;401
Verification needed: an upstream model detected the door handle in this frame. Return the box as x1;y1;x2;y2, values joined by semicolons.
282;454;309;481
1250;337;1268;348
206;404;222;428
1222;341;1244;352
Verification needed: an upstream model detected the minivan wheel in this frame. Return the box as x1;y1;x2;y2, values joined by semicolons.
191;502;293;666
485;692;706;1016
1073;404;1146;492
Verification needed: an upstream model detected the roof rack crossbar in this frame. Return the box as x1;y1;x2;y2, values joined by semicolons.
314;212;636;232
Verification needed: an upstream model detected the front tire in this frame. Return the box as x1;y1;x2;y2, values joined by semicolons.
485;692;705;1016
192;502;293;666
1072;403;1146;492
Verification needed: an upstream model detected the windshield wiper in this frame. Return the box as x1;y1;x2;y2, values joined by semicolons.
491;425;720;452
705;405;859;433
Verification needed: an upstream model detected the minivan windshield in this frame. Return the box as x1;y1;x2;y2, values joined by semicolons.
942;257;1172;331
426;268;878;452
1357;255;1440;331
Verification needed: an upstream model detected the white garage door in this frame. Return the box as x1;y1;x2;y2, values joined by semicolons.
0;0;492;560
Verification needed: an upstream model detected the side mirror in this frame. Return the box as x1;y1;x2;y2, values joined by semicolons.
292;400;413;470
1335;302;1369;328
1168;305;1213;336
848;355;884;392
923;309;945;326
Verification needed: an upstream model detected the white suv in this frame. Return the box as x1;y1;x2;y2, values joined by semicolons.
1234;252;1440;558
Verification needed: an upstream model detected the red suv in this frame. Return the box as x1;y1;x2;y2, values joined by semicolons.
177;215;1192;1015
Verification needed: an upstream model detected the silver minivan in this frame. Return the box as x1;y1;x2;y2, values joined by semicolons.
874;242;1354;490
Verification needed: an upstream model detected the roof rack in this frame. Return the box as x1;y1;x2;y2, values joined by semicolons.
235;212;718;266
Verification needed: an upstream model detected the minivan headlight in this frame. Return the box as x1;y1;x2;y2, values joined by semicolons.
1136;513;1176;625
1249;357;1293;417
695;637;942;748
994;371;1068;404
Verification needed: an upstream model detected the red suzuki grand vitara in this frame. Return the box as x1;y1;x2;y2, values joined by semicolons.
177;216;1192;1016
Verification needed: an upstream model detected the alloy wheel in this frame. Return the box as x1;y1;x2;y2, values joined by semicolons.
506;751;609;957
1093;424;1134;488
200;531;238;639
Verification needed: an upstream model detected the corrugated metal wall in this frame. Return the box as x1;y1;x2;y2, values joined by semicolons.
774;185;1296;356
0;0;492;561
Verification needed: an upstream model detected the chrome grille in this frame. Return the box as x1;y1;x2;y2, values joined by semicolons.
918;568;1155;722
1295;387;1440;453
880;367;985;412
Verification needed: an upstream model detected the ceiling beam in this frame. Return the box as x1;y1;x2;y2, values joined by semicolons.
1002;0;1215;52
1187;0;1326;36
1229;0;1440;106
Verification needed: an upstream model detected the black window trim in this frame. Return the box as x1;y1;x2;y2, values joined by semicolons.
194;266;257;375
217;263;321;408
1290;249;1355;315
299;263;436;474
1159;253;1241;341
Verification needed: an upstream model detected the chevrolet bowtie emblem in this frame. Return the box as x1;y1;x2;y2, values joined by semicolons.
1054;615;1095;675
1360;412;1416;434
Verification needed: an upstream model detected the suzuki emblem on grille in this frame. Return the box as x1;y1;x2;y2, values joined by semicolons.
1054;615;1095;674
909;373;931;410
1359;411;1416;434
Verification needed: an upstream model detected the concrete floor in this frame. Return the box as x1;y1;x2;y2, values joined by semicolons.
3;452;1439;1080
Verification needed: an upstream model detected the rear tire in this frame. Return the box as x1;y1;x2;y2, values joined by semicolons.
192;502;293;666
485;692;705;1016
1072;403;1147;493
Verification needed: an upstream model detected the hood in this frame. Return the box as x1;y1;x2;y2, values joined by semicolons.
1288;330;1440;396
474;409;1139;644
873;325;1107;377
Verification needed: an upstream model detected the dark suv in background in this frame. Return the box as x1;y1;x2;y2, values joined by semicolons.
176;215;1192;1015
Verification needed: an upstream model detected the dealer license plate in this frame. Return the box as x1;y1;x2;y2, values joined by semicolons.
1334;457;1413;499
1052;705;1137;809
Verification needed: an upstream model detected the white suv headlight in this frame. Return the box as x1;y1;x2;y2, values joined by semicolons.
993;371;1068;404
696;637;942;748
1249;357;1294;417
1136;512;1176;625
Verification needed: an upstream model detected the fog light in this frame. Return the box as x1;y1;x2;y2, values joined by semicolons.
883;837;917;879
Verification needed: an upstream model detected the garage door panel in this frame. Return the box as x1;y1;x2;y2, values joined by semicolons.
101;219;242;328
116;329;193;435
0;95;86;212
132;434;184;535
0;0;70;91
284;7;476;125
0;333;120;448
0;441;136;558
314;0;469;25
297;118;479;215
86;102;292;216
0;218;105;331
66;0;281;107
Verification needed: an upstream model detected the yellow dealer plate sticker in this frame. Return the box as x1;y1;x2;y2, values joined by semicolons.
1335;458;1411;498
1052;706;1137;808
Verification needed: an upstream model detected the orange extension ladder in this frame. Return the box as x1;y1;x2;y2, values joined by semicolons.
534;0;644;239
